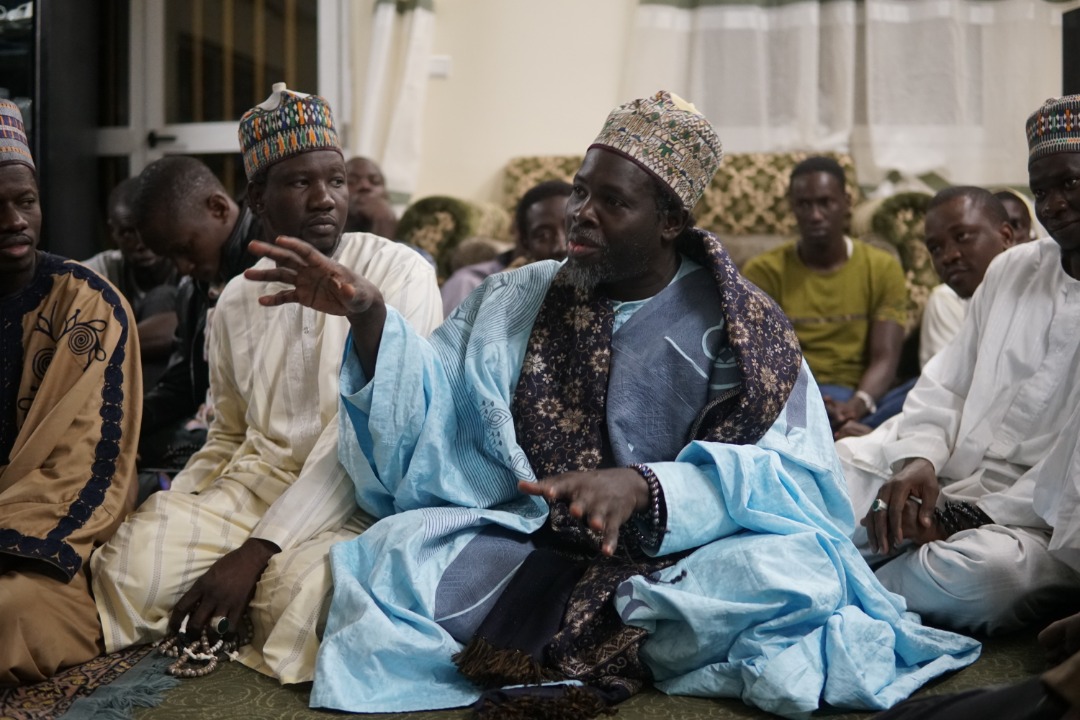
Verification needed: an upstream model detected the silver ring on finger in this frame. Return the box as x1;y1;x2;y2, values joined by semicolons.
870;498;888;513
210;615;230;635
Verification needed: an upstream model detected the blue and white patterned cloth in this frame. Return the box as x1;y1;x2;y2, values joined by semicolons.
311;260;980;719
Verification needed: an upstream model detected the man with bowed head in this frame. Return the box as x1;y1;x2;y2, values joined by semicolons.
250;91;977;718
130;154;265;475
91;84;441;684
82;176;178;390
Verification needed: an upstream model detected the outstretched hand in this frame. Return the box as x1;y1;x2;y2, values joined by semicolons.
245;236;381;318
519;468;649;556
861;458;943;554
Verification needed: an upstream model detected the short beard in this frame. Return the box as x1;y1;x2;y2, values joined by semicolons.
561;248;653;296
561;257;607;292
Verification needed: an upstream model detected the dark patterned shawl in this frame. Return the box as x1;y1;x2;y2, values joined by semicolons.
455;230;802;717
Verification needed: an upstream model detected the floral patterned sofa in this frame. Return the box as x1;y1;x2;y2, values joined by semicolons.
501;152;936;333
397;196;513;282
397;153;937;332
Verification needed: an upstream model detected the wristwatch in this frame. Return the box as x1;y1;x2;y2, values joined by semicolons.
854;389;877;415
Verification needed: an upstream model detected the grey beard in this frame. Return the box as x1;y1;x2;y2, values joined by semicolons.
562;249;656;295
561;257;607;292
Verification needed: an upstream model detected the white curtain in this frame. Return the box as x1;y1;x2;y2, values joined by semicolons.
623;0;1077;186
347;0;436;205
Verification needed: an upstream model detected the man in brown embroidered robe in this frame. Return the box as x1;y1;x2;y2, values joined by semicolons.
0;100;141;684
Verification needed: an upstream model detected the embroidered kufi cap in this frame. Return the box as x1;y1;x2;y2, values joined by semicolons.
1026;95;1080;164
238;82;341;181
0;100;34;171
590;90;722;209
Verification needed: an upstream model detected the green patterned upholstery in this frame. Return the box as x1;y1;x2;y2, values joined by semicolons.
851;191;936;333
499;153;934;332
501;152;861;237
398;196;511;281
695;151;861;236
501;155;583;212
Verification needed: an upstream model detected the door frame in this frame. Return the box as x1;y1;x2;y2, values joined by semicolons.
95;0;350;175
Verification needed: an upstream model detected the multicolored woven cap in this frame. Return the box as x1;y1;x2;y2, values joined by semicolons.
1026;95;1080;164
238;83;340;181
0;99;34;171
590;90;722;210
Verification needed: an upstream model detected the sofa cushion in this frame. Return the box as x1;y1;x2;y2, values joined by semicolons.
501;155;583;213
694;151;862;236
502;152;861;239
851;191;937;334
398;196;511;281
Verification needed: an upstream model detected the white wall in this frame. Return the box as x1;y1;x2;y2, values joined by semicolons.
411;0;636;204
389;0;1080;204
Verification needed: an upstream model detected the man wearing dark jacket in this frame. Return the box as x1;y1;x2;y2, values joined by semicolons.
133;156;263;473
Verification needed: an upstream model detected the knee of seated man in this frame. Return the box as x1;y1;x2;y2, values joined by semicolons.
899;528;1039;632
0;570;100;648
251;545;329;611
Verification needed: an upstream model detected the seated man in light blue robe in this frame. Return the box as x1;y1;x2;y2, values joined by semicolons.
246;91;979;719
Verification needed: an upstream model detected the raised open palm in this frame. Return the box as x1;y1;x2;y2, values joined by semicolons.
246;236;380;317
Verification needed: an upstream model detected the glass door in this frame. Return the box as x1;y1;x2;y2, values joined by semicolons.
97;0;347;198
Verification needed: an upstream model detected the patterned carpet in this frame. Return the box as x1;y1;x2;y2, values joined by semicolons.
131;631;1047;720
0;645;176;720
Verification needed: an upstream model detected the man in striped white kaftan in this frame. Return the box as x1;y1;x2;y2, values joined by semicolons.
91;85;442;683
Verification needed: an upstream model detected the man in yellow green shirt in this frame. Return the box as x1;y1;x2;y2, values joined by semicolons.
743;157;907;433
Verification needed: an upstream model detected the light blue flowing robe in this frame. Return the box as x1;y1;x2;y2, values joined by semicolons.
311;262;980;718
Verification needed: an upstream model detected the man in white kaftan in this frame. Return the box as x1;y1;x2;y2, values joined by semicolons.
837;96;1080;635
917;186;1014;369
91;85;442;683
93;231;439;680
